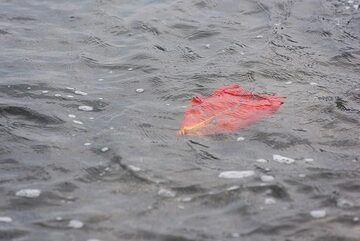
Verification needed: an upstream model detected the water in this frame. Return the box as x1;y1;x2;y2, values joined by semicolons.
1;0;359;240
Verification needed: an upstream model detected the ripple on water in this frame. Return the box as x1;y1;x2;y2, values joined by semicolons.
1;0;360;240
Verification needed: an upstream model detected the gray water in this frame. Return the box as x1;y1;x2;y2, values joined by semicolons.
1;0;360;240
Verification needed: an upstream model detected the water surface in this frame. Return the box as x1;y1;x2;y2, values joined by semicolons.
0;0;360;240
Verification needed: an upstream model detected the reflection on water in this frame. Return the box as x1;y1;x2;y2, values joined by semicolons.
0;0;359;240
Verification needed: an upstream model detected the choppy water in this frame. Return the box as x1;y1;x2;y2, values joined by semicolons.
1;0;360;240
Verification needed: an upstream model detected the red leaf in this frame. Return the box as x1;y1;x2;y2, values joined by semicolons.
178;84;285;136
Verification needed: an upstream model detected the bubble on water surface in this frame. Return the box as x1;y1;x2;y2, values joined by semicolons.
101;147;109;152
227;185;240;191
310;209;327;219
128;165;141;172
0;217;13;223
304;158;314;162
158;188;176;198
265;198;276;205
256;158;268;163
74;90;88;96
16;189;41;198
337;198;354;208
68;219;84;229
219;171;255;179
73;120;83;125
273;154;295;164
261;175;275;182
78;105;93;111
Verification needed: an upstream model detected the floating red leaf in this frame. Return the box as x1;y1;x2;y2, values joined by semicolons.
178;84;285;136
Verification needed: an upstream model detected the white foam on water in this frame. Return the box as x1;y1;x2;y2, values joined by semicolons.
16;189;41;198
236;136;245;141
68;114;76;118
101;147;109;152
78;105;93;111
0;217;12;223
304;158;314;162
74;90;88;96
68;219;84;229
261;175;275;182
128;165;141;172
227;185;240;191
310;209;326;218
158;188;176;198
337;198;354;208
136;88;144;93
41;90;49;94
219;170;255;179
73;120;83;125
256;158;268;163
273;154;295;164
84;143;91;146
